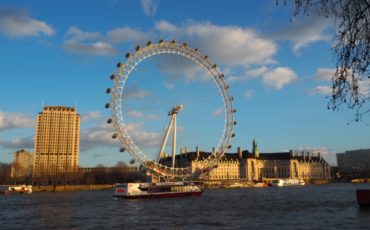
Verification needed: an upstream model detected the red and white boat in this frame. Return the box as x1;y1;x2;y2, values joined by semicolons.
356;189;370;207
114;181;204;199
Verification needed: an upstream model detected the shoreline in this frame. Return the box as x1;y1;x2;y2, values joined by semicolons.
33;184;115;192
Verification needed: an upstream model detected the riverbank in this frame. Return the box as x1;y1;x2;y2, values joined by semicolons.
33;184;115;192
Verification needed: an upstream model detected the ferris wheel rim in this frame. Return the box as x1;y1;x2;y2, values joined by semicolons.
108;40;235;178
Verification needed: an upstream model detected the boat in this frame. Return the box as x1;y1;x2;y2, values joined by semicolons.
271;179;305;187
356;189;370;207
253;182;269;188
114;181;204;199
0;185;32;195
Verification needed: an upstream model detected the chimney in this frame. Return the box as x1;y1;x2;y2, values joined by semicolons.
212;147;216;156
318;152;321;160
196;146;200;158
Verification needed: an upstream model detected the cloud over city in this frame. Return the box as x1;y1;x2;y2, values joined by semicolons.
0;111;34;131
0;7;54;38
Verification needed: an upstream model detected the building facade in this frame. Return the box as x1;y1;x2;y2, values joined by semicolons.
11;149;33;179
161;143;331;182
33;106;80;184
337;149;370;178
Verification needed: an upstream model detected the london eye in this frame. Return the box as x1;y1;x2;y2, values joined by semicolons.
106;40;236;178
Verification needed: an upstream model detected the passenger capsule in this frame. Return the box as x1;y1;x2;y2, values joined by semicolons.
107;118;112;124
105;103;110;109
119;147;125;152
159;39;164;44
204;55;208;59
194;48;199;52
229;96;234;101
220;74;224;79
212;64;217;69
125;52;130;58
232;108;236;113
129;159;135;164
225;85;230;90
135;45;140;51
112;133;118;139
183;43;188;47
231;133;235;137
116;62;121;68
171;40;176;43
233;121;237;125
106;88;111;94
147;41;152;46
227;144;232;149
110;74;115;80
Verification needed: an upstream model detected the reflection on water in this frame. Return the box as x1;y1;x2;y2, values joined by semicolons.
1;183;369;229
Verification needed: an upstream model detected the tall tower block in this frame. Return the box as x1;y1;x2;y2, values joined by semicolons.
33;106;80;184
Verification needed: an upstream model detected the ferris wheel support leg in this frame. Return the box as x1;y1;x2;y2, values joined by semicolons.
172;114;177;169
156;115;174;163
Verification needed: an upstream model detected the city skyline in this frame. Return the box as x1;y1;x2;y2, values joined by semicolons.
1;0;370;167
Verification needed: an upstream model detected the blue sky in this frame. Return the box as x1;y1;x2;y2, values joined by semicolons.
0;0;369;167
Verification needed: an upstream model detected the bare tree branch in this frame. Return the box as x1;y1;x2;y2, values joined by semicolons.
279;0;370;122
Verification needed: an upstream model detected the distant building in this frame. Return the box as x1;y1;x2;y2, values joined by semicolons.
337;149;370;178
33;106;80;184
11;149;33;179
160;142;331;181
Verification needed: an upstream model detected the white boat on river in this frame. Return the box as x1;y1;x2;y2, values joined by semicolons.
271;179;305;187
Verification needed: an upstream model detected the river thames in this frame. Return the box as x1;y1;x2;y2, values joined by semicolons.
1;183;369;229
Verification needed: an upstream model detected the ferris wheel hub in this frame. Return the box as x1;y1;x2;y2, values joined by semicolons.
168;104;184;115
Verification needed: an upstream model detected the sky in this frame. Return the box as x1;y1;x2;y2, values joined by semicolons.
0;0;369;167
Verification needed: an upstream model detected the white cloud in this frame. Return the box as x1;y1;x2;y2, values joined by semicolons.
63;27;115;56
140;0;158;16
0;8;54;38
163;82;176;90
0;136;34;149
246;66;269;78
80;122;161;152
81;111;104;122
296;147;337;166
273;16;333;54
0;111;34;131
244;89;254;98
65;27;100;41
227;66;269;84
107;27;149;44
309;85;332;95
310;68;370;96
155;20;277;67
261;67;298;90
124;86;151;99
212;108;223;117
313;68;335;81
126;110;161;120
80;123;116;151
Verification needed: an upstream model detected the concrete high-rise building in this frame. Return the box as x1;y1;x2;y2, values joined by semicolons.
33;106;80;184
337;149;370;178
11;149;33;179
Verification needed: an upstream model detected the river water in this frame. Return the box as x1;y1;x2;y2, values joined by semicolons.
1;183;369;229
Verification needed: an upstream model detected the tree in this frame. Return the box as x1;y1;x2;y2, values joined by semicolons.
280;0;370;121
